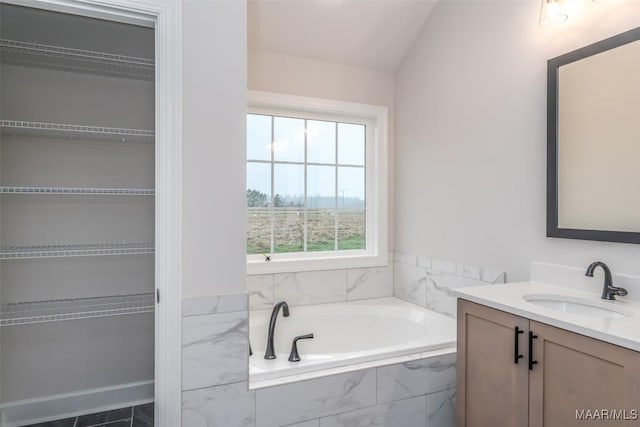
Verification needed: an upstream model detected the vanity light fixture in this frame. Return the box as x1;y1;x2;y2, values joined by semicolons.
539;0;569;26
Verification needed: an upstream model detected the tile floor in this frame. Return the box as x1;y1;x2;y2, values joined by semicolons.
22;403;153;427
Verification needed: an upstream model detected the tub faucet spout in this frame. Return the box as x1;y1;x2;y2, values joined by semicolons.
264;301;289;359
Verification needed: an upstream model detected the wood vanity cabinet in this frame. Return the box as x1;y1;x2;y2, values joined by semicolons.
457;299;640;427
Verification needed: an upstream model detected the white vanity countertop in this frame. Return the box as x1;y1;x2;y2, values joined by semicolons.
453;282;640;352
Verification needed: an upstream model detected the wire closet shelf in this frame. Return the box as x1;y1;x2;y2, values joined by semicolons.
0;120;155;144
0;38;155;81
0;186;154;195
1;292;155;326
0;242;155;260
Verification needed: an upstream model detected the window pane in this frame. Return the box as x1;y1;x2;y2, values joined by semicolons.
274;211;304;253
247;162;271;207
247;114;272;161
337;123;365;166
274;164;304;207
307;165;336;252
307;165;335;209
307;120;336;164
337;167;365;209
246;110;374;258
338;166;365;250
338;209;365;250
273;117;305;162
247;162;271;255
273;164;304;253
247;209;271;255
307;210;336;252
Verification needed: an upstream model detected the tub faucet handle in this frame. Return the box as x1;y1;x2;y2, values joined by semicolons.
288;333;314;362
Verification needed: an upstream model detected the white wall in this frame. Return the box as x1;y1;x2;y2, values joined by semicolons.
182;0;247;296
248;49;396;249
395;0;640;281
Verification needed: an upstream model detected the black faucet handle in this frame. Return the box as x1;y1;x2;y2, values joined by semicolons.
612;286;628;297
288;333;314;362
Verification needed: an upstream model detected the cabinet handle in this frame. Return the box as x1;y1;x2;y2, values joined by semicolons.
528;331;538;370
514;326;524;364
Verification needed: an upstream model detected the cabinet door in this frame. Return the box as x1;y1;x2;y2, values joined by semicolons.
457;299;530;427
529;321;640;427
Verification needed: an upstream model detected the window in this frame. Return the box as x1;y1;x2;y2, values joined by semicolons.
247;91;388;274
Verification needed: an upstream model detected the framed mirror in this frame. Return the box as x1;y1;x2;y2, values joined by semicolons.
547;27;640;244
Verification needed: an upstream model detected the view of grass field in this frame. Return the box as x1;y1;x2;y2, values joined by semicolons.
247;208;365;254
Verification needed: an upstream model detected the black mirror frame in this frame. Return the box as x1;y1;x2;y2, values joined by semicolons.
547;26;640;244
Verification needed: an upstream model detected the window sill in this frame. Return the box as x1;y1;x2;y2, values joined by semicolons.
246;252;388;275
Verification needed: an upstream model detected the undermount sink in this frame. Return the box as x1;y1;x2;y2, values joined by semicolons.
523;294;634;319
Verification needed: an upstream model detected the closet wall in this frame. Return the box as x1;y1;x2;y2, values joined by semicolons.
0;4;155;406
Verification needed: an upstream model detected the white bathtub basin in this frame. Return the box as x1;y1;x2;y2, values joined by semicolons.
249;297;456;382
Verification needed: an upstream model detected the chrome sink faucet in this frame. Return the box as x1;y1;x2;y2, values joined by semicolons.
585;261;628;300
264;301;289;359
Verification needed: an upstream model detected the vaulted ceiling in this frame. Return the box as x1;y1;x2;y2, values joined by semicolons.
248;0;437;72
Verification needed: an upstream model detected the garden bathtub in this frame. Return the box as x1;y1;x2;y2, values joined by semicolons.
249;297;456;384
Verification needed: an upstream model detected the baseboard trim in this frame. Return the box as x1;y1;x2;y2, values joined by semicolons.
0;380;154;427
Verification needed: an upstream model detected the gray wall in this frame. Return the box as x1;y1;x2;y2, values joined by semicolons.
395;0;640;281
182;0;248;297
0;6;154;402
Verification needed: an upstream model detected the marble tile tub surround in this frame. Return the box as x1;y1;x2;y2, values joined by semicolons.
182;292;249;391
247;251;504;317
182;351;456;427
393;252;506;317
247;264;394;310
531;261;640;302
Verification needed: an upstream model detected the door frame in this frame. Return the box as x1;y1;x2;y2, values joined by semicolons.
1;0;183;425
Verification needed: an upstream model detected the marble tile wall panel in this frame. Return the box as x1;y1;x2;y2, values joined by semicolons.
182;292;247;317
426;389;456;427
455;264;481;280
182;381;255;427
431;259;456;275
393;262;428;307
319;396;426;427
393;252;417;265
347;265;393;301
182;311;248;391
247;264;399;309
376;353;456;404
284;420;320;427
248;274;275;310
417;256;432;269
481;268;507;284
424;272;494;318
393;251;506;317
273;270;348;306
255;369;377;427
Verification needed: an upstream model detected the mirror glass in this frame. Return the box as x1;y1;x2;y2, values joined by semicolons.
548;28;640;243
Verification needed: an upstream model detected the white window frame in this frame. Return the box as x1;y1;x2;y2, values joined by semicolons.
247;90;388;275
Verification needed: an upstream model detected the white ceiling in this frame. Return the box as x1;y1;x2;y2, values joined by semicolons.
248;0;438;72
